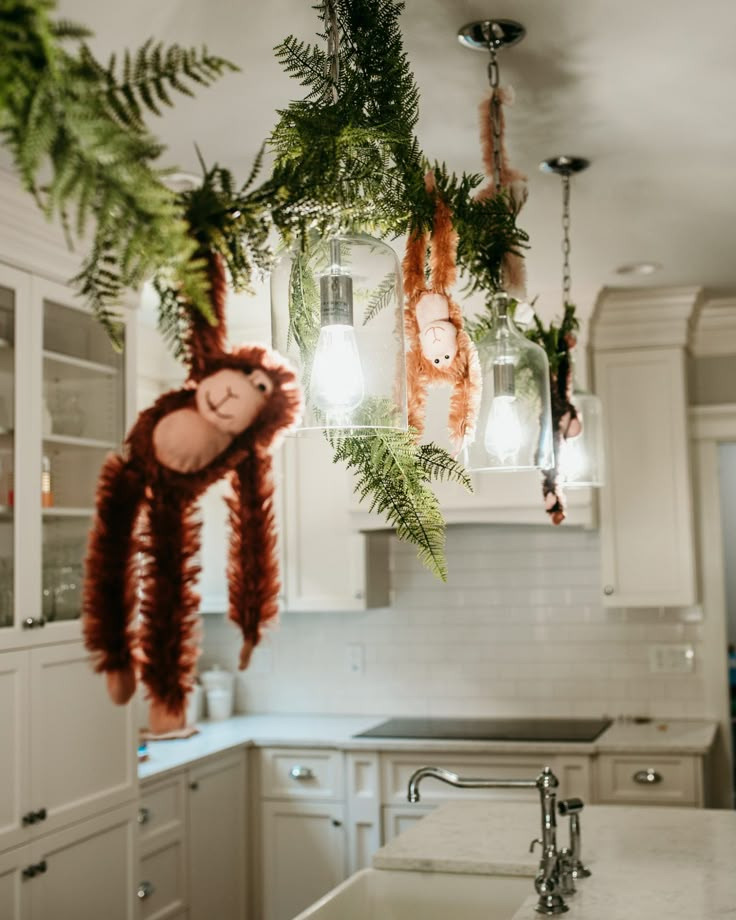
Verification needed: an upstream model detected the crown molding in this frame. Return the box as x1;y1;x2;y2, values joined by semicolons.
590;285;706;351
691;296;736;357
689;403;736;441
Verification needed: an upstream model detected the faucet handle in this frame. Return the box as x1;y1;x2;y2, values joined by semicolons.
529;837;543;854
558;797;584;816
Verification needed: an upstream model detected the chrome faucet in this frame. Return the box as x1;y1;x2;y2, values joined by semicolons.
407;765;570;916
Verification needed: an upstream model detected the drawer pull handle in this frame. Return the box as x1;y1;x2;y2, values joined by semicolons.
21;808;47;826
633;769;663;785
290;766;315;781
22;861;47;880
137;807;151;825
137;881;155;900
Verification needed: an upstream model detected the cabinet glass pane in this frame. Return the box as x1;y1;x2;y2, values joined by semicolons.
42;301;125;622
0;286;14;629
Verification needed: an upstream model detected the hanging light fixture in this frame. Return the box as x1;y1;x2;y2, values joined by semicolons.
540;156;605;488
460;19;554;472
270;2;407;436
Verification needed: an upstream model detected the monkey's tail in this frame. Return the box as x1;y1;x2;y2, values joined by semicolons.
227;452;280;669
83;454;145;675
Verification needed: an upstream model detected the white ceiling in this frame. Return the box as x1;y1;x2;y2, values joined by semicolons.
56;0;736;324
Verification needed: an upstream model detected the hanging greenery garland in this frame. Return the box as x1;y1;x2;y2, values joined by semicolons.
0;0;532;579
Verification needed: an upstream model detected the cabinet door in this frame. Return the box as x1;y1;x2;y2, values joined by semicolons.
0;843;31;920
594;347;697;606
35;278;130;644
28;803;138;920
29;642;137;835
261;800;346;920
188;753;246;920
281;437;389;611
0;649;30;853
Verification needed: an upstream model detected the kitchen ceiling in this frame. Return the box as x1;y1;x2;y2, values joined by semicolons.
53;0;736;324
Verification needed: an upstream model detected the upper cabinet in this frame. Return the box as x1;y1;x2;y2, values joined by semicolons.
591;287;701;608
0;264;132;646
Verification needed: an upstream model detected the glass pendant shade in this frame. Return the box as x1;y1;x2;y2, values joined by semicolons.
271;233;407;435
466;293;553;472
558;388;605;488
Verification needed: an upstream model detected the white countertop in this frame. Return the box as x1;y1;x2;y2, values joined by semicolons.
138;713;717;781
373;800;736;919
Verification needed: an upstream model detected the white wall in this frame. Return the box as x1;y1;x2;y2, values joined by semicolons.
200;524;708;720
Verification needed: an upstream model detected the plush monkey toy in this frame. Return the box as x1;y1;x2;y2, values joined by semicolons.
83;254;302;734
542;333;581;525
476;85;528;300
403;181;481;454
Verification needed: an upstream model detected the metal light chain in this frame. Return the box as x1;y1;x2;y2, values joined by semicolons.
324;0;340;104
483;25;503;193
561;172;572;306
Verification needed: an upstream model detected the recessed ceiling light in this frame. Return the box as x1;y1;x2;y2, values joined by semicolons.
615;261;662;276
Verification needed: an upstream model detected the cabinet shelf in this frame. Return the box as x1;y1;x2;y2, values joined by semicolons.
42;506;95;518
44;434;117;450
43;349;119;376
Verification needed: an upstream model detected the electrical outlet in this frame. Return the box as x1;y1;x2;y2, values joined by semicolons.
648;644;695;674
346;643;365;675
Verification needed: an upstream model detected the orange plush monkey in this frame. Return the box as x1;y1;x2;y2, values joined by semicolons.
476;85;528;300
403;180;481;455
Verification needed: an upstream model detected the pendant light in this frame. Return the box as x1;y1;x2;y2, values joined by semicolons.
460;19;554;472
269;2;408;436
540;156;605;488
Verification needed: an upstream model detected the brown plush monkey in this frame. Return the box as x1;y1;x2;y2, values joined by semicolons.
403;180;481;455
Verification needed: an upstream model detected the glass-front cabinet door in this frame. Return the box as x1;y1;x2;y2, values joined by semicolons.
0;269;129;645
0;267;21;635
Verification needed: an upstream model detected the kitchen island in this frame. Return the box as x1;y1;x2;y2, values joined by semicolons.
372;798;736;918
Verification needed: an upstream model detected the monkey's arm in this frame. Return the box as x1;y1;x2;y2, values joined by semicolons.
406;347;430;441
447;332;482;456
227;451;280;669
83;454;145;703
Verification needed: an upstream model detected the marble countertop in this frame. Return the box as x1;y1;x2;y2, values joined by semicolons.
373;800;736;919
138;713;717;781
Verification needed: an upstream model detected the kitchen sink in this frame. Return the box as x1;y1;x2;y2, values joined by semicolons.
291;868;532;920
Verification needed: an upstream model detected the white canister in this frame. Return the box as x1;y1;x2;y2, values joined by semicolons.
185;684;203;726
206;687;234;721
201;665;235;695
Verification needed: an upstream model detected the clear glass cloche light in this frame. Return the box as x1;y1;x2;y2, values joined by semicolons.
558;387;605;488
466;292;553;472
271;234;408;435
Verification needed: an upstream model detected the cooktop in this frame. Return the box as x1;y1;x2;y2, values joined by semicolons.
353;717;612;743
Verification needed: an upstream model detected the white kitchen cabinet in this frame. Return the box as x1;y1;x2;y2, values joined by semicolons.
138;750;247;920
0;803;138;920
280;437;390;611
594;348;697;606
261;800;346;920
594;753;703;807
188;753;247;920
0;649;29;853
344;751;381;875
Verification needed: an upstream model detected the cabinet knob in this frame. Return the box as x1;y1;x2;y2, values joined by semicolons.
289;766;314;781
21;808;47;826
23;616;46;629
137;806;151;825
603;585;614;596
331;819;342;827
22;861;47;880
633;768;663;785
189;781;199;791
137;880;155;900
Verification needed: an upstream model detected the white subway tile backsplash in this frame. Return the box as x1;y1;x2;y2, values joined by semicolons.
201;525;708;720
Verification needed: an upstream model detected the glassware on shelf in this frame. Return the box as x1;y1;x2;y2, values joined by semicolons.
0;558;12;627
41;455;53;508
48;383;86;438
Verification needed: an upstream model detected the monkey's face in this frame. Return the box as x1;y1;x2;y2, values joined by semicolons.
195;368;274;435
421;322;459;369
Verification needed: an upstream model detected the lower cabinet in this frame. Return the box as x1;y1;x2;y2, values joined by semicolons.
260;801;346;920
138;750;247;920
594;754;704;807
0;802;139;920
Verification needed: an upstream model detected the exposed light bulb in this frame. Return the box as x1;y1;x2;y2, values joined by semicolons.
483;394;522;463
311;240;365;424
558;431;587;483
311;323;365;416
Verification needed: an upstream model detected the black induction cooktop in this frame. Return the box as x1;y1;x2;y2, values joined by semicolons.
353;717;612;743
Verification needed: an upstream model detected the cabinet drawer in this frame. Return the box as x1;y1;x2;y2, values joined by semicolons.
139;775;186;848
595;755;700;806
381;753;582;805
260;748;343;800
139;840;186;920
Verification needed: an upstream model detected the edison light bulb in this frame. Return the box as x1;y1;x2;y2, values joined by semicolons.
311;323;364;415
483;394;522;463
311;241;365;422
